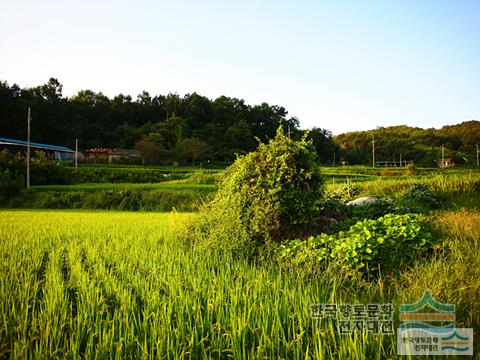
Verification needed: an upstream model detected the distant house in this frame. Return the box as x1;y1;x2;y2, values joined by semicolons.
109;148;140;163
376;160;414;167
437;158;455;168
85;148;112;161
85;147;140;163
0;137;77;162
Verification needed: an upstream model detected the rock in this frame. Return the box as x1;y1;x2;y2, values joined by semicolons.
346;196;377;206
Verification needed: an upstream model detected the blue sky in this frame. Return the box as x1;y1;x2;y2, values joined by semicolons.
1;0;478;134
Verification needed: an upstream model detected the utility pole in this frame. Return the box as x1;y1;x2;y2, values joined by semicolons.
333;151;336;167
26;107;31;189
400;153;402;167
287;124;291;139
477;143;479;167
372;135;375;168
75;138;78;169
441;144;445;169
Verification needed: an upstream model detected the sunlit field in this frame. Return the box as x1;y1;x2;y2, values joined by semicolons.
1;209;479;358
2;1;479;356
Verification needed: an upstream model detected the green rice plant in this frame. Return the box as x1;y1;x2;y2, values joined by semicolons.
0;209;478;358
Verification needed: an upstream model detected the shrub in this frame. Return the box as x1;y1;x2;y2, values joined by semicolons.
69;167;186;183
0;149;69;185
118;190;142;211
0;169;24;204
139;189;211;212
325;182;358;203
9;187;212;212
347;197;400;220
36;192;84;209
318;198;349;220
401;183;442;211
182;170;219;185
331;213;433;273
190;127;324;256
274;234;332;268
404;163;416;175
29;152;70;185
380;168;397;177
276;213;433;276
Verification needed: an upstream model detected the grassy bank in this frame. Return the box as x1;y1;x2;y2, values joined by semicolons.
327;173;480;197
7;184;215;212
66;166;223;184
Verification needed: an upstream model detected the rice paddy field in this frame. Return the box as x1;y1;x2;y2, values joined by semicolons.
1;166;479;358
2;210;392;359
1;208;479;359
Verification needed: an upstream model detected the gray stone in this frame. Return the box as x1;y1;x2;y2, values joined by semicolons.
346;196;377;206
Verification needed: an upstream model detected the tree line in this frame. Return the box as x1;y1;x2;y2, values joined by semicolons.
335;123;480;166
1;78;478;166
0;78;336;164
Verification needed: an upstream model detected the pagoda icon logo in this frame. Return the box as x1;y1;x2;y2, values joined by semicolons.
397;290;473;356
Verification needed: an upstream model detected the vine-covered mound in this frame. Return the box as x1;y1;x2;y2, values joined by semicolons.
190;127;324;256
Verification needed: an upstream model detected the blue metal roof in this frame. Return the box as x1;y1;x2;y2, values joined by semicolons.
0;137;74;152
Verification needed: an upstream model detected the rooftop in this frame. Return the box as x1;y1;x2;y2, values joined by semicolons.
0;137;74;153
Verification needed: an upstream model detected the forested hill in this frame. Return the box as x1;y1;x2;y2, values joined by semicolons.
1;78;333;163
335;121;480;166
1;78;478;166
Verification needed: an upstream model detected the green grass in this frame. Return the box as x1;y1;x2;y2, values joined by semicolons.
30;182;217;192
73;164;225;172
320;165;479;175
1;165;479;357
5;168;479;213
1;210;478;358
326;172;480;199
8;188;215;212
62;165;223;184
